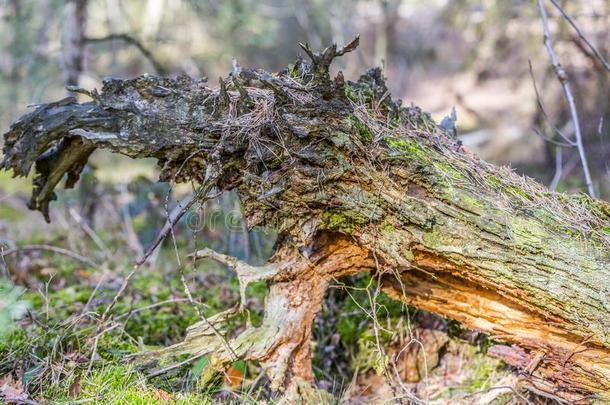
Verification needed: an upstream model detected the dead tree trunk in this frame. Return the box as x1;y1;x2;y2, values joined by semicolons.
2;39;609;402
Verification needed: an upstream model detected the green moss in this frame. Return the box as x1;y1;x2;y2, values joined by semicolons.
346;115;373;142
386;138;423;156
25;286;90;318
443;188;488;214
287;63;299;78
322;211;357;233
509;217;548;246
345;83;374;104
486;175;501;188
433;161;466;181
43;364;214;404
382;222;395;233
422;227;456;249
466;355;503;393
337;316;360;345
0;327;30;365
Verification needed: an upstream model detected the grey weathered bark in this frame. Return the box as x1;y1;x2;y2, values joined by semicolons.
2;39;610;402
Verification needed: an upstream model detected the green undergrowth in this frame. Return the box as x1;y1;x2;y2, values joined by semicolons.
1;239;523;404
43;364;215;404
313;274;413;381
0;244;272;403
0;173;526;404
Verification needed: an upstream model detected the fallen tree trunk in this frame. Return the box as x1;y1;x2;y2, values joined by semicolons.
2;39;610;402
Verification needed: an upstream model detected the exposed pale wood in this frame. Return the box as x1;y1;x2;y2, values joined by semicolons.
2;40;609;401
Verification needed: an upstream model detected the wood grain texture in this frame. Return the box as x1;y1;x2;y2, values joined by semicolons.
3;42;609;401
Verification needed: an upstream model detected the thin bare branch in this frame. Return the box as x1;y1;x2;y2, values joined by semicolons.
548;0;610;72
532;127;572;147
549;145;563;191
1;244;98;268
84;33;167;74
178;267;238;361
538;0;596;197
527;60;575;146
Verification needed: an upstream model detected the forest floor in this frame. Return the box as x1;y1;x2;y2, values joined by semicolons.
1;155;551;404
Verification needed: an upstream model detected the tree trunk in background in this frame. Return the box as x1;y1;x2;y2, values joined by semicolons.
2;41;609;402
7;0;27;123
61;0;87;88
61;0;99;226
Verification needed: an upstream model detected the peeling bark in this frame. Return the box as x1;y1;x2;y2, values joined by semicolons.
2;39;610;402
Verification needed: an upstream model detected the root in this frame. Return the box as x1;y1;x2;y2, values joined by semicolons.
189;247;290;309
136;234;373;399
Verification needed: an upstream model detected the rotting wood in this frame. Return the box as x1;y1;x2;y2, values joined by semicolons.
2;38;610;402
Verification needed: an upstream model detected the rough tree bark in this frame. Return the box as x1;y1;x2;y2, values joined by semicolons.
2;39;609;402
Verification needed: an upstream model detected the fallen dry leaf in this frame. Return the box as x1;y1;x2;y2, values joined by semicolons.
0;373;28;403
223;366;245;389
151;388;173;402
68;376;82;398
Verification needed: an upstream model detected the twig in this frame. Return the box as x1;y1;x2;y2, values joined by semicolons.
96;202;187;323
84;33;167;74
1;244;98;268
178;267;238;361
86;322;119;375
68;207;109;255
147;352;206;378
98;170;218;329
527;60;575;146
98;263;140;326
120;186;144;257
562;333;594;366
538;0;596;197
81;271;109;315
115;298;193;320
549;145;563;190
463;384;534;405
96;152;221;350
0;242;10;277
548;0;610;72
137;193;196;266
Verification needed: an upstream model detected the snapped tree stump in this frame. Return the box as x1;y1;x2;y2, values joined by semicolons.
2;39;610;402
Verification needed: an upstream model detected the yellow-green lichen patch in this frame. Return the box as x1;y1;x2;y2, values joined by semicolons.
322;211;358;233
336;189;384;222
433;160;467;182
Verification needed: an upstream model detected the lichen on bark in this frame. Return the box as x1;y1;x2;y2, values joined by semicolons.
2;38;610;402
